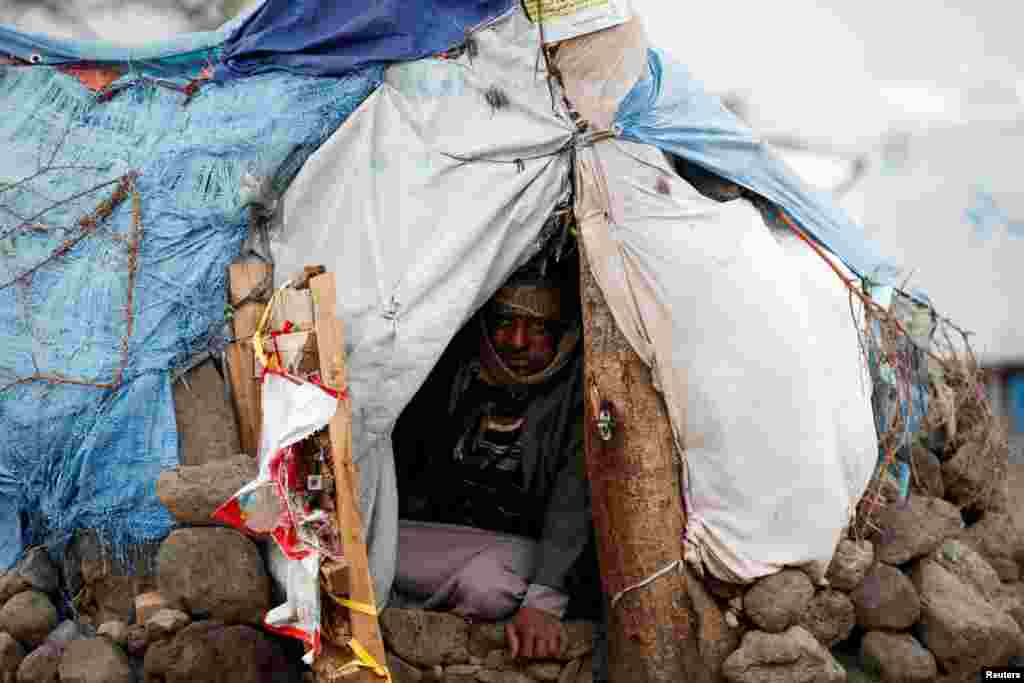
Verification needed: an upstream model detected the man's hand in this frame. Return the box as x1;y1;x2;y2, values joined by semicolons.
506;606;563;660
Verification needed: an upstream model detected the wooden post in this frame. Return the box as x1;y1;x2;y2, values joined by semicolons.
309;273;388;683
578;246;705;683
227;261;272;457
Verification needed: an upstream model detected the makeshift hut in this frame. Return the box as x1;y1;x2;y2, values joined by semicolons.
0;2;1019;683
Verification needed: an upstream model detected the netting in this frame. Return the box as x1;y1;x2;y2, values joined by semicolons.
0;34;383;570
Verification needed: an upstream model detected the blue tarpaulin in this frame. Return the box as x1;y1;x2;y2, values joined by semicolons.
215;0;515;80
614;48;904;288
0;20;382;569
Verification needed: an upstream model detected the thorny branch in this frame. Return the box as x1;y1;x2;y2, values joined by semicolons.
0;173;136;292
0;172;143;397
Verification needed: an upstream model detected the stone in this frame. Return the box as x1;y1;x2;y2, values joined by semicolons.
0;590;58;648
145;608;192;641
561;621;595;661
721;626;845;683
872;495;963;565
86;575;157;625
931;539;1001;603
58;637;133;683
524;661;563;680
15;642;62;683
860;631;937;683
173;359;242;466
0;633;26;681
45;620;91;646
122;624;149;658
743;569;814;633
850;563;920;630
474;671;534;683
61;529;159;625
909;444;945;498
911;557;1021;674
97;621;130;646
941;440;999;509
156;454;258;525
825;539;874;592
13;548;59;597
573;655;592;683
441;663;480;682
379;609;470;668
956;512;1024;583
387;652;423;683
143;620;296;683
468;622;506;658
995;584;1024;631
156;527;271;625
0;573;31;606
135;592;177;625
798;590;855;648
684;565;742;677
557;659;581;683
483;649;509;669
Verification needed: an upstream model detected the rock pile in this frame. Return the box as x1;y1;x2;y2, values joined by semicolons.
6;357;1020;683
379;609;596;683
706;433;1024;683
0;536;301;683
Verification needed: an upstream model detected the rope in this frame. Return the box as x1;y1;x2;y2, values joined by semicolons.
439;127;617;170
609;559;683;610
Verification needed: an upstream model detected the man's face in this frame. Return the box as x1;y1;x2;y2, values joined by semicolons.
490;312;558;376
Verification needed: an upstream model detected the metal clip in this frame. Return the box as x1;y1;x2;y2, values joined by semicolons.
597;401;615;442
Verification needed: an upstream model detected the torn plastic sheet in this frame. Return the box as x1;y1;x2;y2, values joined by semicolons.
214;371;338;653
214;372;338;555
265;542;322;656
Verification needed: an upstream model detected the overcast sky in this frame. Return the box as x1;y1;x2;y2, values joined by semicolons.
637;0;1024;143
7;1;1022;144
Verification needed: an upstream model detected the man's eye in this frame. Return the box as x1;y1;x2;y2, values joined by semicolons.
528;321;548;335
495;317;515;328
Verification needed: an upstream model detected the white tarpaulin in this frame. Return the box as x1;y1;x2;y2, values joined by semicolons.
574;138;877;582
270;9;573;603
271;5;877;595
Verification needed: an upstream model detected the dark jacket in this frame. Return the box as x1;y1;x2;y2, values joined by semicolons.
393;320;591;594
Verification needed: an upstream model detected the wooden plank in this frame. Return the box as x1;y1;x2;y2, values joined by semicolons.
310;273;387;683
228;261;272;457
226;340;262;458
578;245;706;683
229;261;272;338
321;560;353;599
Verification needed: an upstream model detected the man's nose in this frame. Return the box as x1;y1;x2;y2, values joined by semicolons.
509;320;529;348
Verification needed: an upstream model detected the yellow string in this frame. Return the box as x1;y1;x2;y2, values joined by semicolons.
253;281;292;370
328;594;379;617
347;638;391;682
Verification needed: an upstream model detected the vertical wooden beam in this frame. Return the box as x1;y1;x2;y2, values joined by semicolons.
227;261;272;457
309;273;387;683
578;246;705;683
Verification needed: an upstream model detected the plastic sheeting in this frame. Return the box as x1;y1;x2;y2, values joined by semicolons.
215;0;515;81
573;139;877;582
0;6;256;66
613;48;904;289
0;26;382;569
269;8;572;604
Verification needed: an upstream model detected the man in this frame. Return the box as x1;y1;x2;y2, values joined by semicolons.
392;261;595;660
